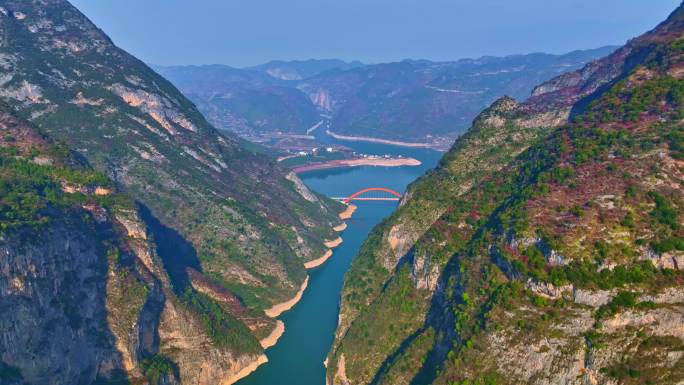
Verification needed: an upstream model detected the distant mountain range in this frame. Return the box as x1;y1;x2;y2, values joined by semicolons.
154;47;617;149
246;59;364;81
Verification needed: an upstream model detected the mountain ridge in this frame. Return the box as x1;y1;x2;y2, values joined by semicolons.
155;47;617;149
246;58;365;80
0;0;344;383
327;3;684;384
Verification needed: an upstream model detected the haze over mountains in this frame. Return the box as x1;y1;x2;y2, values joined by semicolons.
247;59;365;81
155;47;616;149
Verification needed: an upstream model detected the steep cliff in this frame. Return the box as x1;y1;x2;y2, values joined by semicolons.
0;103;283;385
328;3;684;385
0;1;345;383
0;0;342;311
0;108;178;384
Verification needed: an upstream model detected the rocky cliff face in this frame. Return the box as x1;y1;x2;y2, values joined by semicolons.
1;217;127;384
0;108;173;384
0;1;344;383
0;106;278;384
0;0;342;311
328;3;684;385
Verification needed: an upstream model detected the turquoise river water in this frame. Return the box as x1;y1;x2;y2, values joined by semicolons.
237;140;442;385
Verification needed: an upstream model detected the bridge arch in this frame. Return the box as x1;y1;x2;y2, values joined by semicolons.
343;187;402;204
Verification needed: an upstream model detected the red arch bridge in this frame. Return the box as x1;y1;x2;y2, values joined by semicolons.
331;187;402;204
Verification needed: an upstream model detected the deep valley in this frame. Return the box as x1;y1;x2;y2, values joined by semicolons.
0;1;683;385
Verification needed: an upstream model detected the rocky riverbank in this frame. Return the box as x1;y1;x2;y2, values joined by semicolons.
259;321;285;349
264;276;309;318
224;355;269;385
239;204;355;382
339;204;357;220
304;237;344;269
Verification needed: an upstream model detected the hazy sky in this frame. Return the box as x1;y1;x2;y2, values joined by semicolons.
70;0;681;67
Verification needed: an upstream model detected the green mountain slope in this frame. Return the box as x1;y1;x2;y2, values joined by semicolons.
0;1;343;383
0;104;285;384
0;0;343;303
328;4;684;385
0;105;186;385
300;48;616;146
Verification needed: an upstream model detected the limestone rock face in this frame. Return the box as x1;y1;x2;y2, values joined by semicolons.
158;298;263;385
327;3;684;385
286;171;320;204
0;108;158;384
0;197;261;385
0;97;261;384
0;220;122;384
0;1;351;382
0;0;340;334
466;288;684;385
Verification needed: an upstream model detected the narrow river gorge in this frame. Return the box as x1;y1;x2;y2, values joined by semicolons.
237;140;442;385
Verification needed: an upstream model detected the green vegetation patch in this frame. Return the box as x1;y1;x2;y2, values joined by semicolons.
181;290;261;353
140;355;179;385
0;146;125;233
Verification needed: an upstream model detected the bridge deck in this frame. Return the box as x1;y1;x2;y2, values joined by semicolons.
330;197;400;201
332;187;403;204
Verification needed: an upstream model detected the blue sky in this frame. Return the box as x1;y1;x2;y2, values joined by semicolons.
70;0;681;67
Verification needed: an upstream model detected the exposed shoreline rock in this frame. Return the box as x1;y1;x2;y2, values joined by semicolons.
324;237;343;248
264;276;309;318
333;222;347;232
305;237;343;269
305;250;333;269
292;156;421;173
259;320;285;349
222;355;268;385
339;204;357;220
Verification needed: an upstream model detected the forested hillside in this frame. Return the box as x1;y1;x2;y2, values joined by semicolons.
328;4;684;385
0;1;344;383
